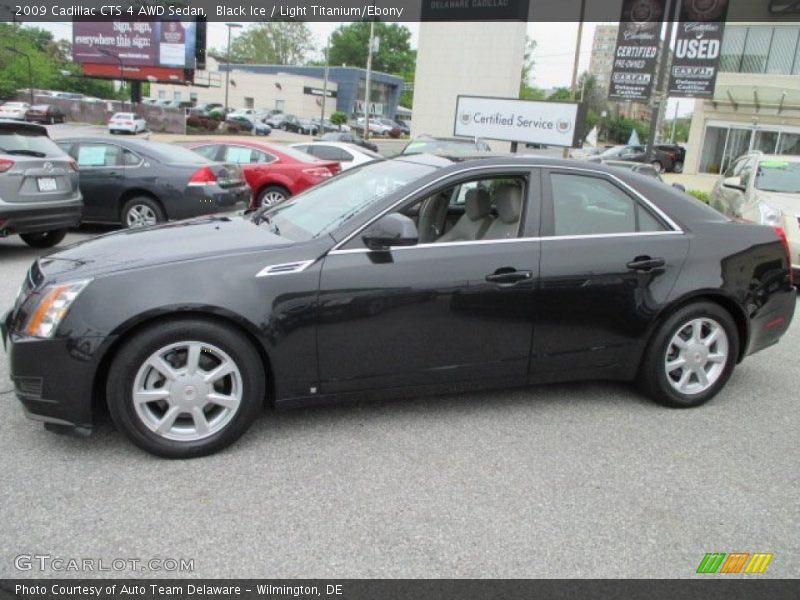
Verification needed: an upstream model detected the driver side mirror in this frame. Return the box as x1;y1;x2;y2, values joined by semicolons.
362;213;418;251
722;176;745;192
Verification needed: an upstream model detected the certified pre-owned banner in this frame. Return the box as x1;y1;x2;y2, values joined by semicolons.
668;0;730;98
608;0;667;102
454;96;585;148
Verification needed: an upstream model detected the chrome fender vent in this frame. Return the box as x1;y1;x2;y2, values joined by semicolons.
256;260;315;277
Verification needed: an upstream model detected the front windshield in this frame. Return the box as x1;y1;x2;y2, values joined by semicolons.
254;159;437;241
755;160;800;193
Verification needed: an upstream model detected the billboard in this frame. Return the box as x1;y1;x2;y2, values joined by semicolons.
668;0;730;98
454;96;585;148
73;20;198;77
608;0;667;102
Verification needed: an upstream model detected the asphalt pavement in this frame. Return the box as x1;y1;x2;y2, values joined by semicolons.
0;226;798;579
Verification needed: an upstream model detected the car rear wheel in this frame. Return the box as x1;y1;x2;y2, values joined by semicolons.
122;197;165;228
651;160;663;173
106;319;265;458
19;229;68;248
638;302;738;408
258;185;290;207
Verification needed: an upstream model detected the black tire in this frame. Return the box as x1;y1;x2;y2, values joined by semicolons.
651;160;663;173
20;229;68;248
257;185;290;207
106;319;265;458
49;116;56;125
673;161;684;174
637;302;739;408
121;196;165;228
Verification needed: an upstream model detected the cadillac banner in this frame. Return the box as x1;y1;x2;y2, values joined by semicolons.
668;0;730;98
608;0;667;102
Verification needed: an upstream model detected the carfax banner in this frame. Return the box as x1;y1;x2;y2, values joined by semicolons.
608;0;667;102
668;0;730;98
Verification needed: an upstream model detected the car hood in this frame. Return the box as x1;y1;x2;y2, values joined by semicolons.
755;190;800;215
37;214;296;280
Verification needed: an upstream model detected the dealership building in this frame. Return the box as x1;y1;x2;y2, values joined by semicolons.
684;22;800;175
149;58;404;120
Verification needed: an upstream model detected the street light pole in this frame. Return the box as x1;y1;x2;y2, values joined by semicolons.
363;21;375;141
224;23;242;115
3;46;33;104
320;36;330;134
563;0;586;158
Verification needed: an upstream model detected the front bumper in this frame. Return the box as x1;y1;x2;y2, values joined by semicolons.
2;310;105;432
0;200;83;236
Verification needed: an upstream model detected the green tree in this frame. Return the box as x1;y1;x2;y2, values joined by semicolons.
547;87;572;101
329;111;347;129
519;36;540;100
328;22;415;75
217;22;315;65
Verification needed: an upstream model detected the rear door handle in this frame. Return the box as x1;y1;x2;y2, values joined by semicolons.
626;257;665;271
486;269;533;285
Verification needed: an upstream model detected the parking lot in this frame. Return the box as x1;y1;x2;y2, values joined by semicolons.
0;224;798;578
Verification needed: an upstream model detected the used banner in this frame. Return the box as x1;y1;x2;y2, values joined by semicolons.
608;0;667;102
668;0;730;98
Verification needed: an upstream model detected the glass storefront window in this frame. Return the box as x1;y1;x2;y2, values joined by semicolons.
741;26;773;73
754;130;779;154
767;28;799;74
720;26;747;72
778;133;800;155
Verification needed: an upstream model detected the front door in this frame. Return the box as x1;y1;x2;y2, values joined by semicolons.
316;168;542;393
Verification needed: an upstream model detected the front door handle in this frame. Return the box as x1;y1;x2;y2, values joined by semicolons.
486;269;533;285
626;256;665;271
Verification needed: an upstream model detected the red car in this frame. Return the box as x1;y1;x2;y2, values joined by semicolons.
186;140;340;208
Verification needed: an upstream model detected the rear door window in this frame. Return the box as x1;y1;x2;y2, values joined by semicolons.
77;144;122;167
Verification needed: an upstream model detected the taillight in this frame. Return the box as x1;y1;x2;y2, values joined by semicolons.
125;121;133;125
188;166;217;186
0;159;14;173
771;225;793;286
303;167;332;179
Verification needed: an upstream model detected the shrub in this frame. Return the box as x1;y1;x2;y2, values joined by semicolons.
687;190;709;203
330;111;347;129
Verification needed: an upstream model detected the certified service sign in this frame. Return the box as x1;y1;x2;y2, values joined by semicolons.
454;96;584;148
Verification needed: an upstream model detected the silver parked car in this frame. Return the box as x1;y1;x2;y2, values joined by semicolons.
0;120;82;247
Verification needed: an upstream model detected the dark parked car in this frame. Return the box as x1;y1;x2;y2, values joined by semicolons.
0;120;81;247
25;105;66;125
654;144;686;173
56;137;250;227
401;135;492;156
588;144;677;173
224;115;271;136
320;131;379;153
2;155;795;458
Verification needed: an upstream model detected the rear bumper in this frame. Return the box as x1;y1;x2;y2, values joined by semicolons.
2;310;103;431
0;199;83;236
745;286;797;357
173;184;251;220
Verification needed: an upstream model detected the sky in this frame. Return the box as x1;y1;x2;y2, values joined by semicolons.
35;20;692;116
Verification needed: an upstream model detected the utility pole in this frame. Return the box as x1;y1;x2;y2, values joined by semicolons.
646;0;678;161
320;36;330;135
224;23;242;114
563;0;586;158
669;99;679;143
363;21;375;141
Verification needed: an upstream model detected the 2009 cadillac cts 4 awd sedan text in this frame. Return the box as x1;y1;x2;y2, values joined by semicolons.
2;155;796;458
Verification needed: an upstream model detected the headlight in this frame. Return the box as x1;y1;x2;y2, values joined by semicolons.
23;279;92;338
758;203;782;227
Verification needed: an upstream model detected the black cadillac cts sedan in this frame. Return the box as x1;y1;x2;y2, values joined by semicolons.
2;155;796;458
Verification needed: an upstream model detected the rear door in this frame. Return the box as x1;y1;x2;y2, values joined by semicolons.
533;168;689;379
71;142;126;222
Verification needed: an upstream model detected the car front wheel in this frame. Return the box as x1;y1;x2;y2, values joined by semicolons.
651;160;663;173
638;302;738;408
673;161;684;174
20;229;68;248
106;319;265;458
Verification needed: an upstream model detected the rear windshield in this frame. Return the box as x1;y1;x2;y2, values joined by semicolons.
142;141;212;164
112;113;135;119
402;140;479;156
0;125;64;158
273;145;320;163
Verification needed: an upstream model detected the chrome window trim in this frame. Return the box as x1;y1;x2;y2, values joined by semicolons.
328;163;684;254
328;230;683;255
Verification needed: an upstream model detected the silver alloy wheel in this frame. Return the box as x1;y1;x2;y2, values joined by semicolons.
132;341;243;441
664;317;729;395
260;190;286;207
126;204;158;227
